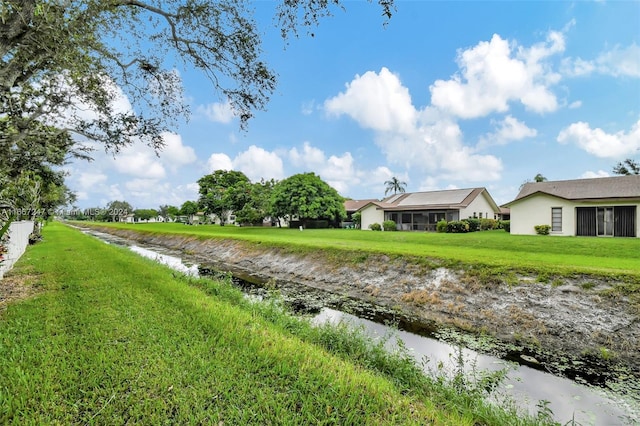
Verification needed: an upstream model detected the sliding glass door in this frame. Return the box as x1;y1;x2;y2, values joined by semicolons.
597;207;614;236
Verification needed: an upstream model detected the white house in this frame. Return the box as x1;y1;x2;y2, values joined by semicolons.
503;175;640;237
357;188;501;231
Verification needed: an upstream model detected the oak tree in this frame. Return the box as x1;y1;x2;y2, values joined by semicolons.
270;172;346;227
197;170;250;225
2;0;395;154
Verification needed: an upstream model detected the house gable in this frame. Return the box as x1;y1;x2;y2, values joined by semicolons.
508;175;640;204
505;176;640;237
353;187;501;230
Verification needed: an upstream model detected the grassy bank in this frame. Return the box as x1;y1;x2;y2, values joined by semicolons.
87;221;640;278
0;222;555;424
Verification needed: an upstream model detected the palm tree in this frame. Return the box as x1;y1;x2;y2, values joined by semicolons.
384;177;407;196
519;173;548;190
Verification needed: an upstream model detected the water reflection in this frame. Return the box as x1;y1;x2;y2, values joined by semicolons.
313;309;636;425
79;226;639;425
129;245;199;277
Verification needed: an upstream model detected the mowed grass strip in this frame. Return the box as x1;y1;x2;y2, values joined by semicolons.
0;222;514;425
91;221;640;277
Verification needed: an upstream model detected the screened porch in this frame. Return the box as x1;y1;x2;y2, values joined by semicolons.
385;210;460;231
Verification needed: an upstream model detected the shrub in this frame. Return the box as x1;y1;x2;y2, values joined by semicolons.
447;221;469;233
502;220;510;232
436;219;448;233
382;220;397;231
480;218;498;230
369;222;382;231
466;218;481;232
534;224;551;235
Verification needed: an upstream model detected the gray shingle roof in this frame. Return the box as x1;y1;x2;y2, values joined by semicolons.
391;188;475;206
344;199;378;212
355;188;498;211
511;175;640;203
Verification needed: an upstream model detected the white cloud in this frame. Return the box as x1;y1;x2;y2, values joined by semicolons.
234;145;285;182
206;153;233;172
106;184;124;203
440;146;503;182
125;178;158;192
77;172;108;189
563;43;640;78
568;100;582;109
581;170;610;179
197;101;235;123
206;146;284;182
322;153;357;194
325;69;503;183
557;119;640;158
159;133;197;171
417;176;441;192
596;43;640;77
112;149;166;179
66;130;200;209
119;181;199;209
430;31;563;118
561;57;596;77
477;115;537;150
109;132;197;179
289;141;326;168
287;142;408;196
324;67;416;134
288;142;359;194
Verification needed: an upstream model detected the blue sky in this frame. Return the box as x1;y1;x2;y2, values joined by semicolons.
66;1;640;209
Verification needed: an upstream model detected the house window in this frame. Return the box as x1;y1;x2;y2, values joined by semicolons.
428;212;445;223
551;207;562;232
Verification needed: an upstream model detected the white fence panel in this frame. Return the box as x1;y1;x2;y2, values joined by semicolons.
0;221;34;279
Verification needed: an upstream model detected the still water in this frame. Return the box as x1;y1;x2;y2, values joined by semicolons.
82;227;639;425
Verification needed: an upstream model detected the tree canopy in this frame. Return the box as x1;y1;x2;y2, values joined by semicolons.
197;170;251;225
105;200;133;222
134;208;158;221
231;178;277;225
0;120;76;222
1;0;394;230
2;0;394;155
270;172;346;227
613;158;640;175
179;200;199;217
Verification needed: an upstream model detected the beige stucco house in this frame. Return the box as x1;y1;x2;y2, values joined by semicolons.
504;175;639;237
358;188;501;231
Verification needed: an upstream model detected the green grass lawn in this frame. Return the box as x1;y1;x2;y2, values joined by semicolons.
0;222;552;425
88;221;640;278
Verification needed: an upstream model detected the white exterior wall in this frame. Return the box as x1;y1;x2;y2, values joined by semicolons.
509;194;574;236
460;193;499;220
360;205;384;230
510;195;640;237
0;221;35;279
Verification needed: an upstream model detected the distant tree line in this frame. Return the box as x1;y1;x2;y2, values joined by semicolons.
72;170;347;228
